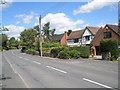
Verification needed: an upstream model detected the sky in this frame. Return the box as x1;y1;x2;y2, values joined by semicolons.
0;0;119;39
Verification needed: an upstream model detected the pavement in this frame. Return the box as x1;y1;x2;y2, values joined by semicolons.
1;50;119;89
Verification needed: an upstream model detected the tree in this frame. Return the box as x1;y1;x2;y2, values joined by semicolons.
0;34;8;49
8;37;19;49
42;22;56;42
20;28;37;48
67;29;72;36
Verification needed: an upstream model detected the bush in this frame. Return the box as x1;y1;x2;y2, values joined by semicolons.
70;46;90;58
50;46;69;58
43;42;61;48
100;40;119;60
69;50;80;59
59;50;70;59
59;50;80;59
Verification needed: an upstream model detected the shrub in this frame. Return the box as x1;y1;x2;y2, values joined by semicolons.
100;40;119;60
50;46;69;58
59;50;70;59
59;50;80;59
69;50;80;59
69;46;90;58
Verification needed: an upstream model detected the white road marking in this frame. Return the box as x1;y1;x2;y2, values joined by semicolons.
46;66;67;74
4;55;30;88
32;61;41;65
24;58;29;61
83;78;112;89
19;56;23;58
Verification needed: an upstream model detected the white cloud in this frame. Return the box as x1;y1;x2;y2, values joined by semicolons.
82;23;90;28
40;13;84;33
15;11;38;24
4;25;25;38
73;0;119;15
15;21;20;24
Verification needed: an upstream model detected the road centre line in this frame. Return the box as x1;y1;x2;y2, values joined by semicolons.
3;55;30;88
46;66;67;74
24;58;29;61
83;78;112;89
32;61;41;65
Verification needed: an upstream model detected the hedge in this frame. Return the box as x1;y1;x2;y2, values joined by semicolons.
69;46;90;58
100;40;119;60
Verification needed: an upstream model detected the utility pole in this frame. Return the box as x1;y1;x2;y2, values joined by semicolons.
39;15;42;57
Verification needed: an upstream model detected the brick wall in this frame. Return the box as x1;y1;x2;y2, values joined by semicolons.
60;32;68;45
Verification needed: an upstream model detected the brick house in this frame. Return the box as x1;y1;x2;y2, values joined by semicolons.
50;32;68;45
90;24;120;56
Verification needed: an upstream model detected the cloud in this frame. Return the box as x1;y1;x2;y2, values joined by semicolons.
39;13;84;33
4;25;25;38
15;21;20;24
73;0;119;15
15;11;38;24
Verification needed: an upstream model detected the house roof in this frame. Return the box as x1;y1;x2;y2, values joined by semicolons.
50;33;64;41
67;30;84;40
86;26;101;35
106;24;119;35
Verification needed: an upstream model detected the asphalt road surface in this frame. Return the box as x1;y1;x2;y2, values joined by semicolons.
1;50;119;89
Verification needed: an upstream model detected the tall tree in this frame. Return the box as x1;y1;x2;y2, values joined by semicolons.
20;28;37;48
42;22;56;42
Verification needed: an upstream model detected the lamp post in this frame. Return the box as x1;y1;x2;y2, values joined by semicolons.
39;15;42;57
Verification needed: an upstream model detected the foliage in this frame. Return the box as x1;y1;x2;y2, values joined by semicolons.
67;29;72;36
50;46;69;58
42;22;56;42
7;37;19;48
59;50;80;59
69;50;80;59
100;40;119;60
0;34;8;49
69;46;90;58
42;42;61;48
59;50;70;59
20;28;37;48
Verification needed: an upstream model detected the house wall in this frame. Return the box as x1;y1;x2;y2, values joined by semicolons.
60;32;68;45
91;26;120;56
67;39;82;46
82;28;94;45
92;28;120;46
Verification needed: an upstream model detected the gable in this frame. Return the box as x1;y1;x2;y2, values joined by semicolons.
82;28;92;36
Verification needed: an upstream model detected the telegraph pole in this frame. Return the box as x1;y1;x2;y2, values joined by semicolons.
39;15;42;57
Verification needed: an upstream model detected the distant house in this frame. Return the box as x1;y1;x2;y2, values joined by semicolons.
67;30;84;46
81;26;101;46
90;24;120;56
67;26;100;46
50;32;68;45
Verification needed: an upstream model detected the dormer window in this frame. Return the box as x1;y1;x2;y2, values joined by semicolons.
104;32;111;38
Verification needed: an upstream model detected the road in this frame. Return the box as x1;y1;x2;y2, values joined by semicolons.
1;50;118;89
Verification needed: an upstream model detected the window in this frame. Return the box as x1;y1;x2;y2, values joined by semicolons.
104;32;112;38
85;36;90;41
74;38;79;43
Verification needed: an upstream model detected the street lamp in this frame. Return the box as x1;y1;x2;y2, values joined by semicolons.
39;15;42;57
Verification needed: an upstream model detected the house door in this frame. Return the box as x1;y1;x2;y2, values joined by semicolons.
95;46;101;55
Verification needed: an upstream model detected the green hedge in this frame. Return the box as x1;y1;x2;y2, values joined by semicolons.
100;40;119;60
69;46;90;58
50;46;69;58
59;50;80;59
